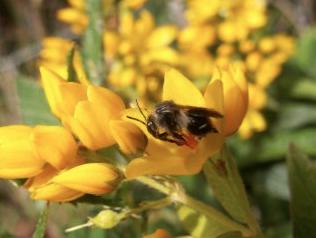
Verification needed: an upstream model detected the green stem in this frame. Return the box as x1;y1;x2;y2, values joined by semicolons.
129;197;172;215
137;176;253;237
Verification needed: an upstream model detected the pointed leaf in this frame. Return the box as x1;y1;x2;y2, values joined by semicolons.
287;144;316;238
203;147;252;224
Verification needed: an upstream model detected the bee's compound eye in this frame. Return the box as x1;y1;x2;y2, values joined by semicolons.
147;120;157;135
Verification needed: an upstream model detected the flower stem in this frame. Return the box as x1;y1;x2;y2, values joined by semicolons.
137;176;253;237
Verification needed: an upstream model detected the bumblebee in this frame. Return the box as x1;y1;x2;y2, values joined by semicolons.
127;100;223;149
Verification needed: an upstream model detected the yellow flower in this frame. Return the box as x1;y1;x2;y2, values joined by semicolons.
124;66;248;178
104;10;178;101
39;37;89;85
143;229;172;238
239;83;267;139
0;125;77;179
40;67;146;153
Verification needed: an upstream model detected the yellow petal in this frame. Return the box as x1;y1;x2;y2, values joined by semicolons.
0;125;32;142
126;141;202;178
71;101;115;150
87;85;125;116
58;82;87;116
39;67;64;116
204;79;224;114
213;66;248;135
204;80;224;132
109;120;147;155
146;26;177;49
249;110;267;132
142;47;178;65
25;165;58;189
31;183;84;202
32;126;77;169
0;141;44;179
120;11;134;36
57;8;88;33
163;69;205;107
52;163;121;195
68;0;86;10
103;32;120;59
123;0;147;9
135;10;154;36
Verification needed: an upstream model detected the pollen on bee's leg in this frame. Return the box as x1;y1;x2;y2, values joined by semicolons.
183;133;198;149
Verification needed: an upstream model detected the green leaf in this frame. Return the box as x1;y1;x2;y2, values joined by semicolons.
287;144;316;238
276;103;316;129
290;79;316;100
82;0;105;85
203;147;252;225
264;164;289;200
258;129;316;160
177;205;236;238
293;28;316;78
32;203;49;238
16;77;59;125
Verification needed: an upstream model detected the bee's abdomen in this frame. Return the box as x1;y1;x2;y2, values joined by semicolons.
187;115;216;136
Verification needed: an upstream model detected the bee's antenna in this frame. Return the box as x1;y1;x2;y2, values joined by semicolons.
126;116;146;126
136;99;147;120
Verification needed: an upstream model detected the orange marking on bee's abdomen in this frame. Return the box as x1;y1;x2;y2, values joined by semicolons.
183;133;198;149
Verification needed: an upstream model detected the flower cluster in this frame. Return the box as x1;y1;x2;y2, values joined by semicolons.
0;125;121;201
0;0;295;205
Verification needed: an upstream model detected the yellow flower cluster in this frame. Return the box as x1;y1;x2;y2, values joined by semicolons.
0;65;147;202
104;10;178;101
237;35;295;138
0;0;297;204
0;125;121;202
57;0;147;34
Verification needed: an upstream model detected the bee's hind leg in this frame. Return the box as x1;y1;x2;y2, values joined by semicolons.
157;132;185;146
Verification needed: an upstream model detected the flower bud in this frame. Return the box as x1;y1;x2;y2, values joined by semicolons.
90;210;126;229
52;163;122;195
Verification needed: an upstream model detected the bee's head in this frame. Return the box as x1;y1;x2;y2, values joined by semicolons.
146;115;159;137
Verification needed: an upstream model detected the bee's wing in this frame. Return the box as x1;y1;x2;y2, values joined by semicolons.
176;105;223;118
